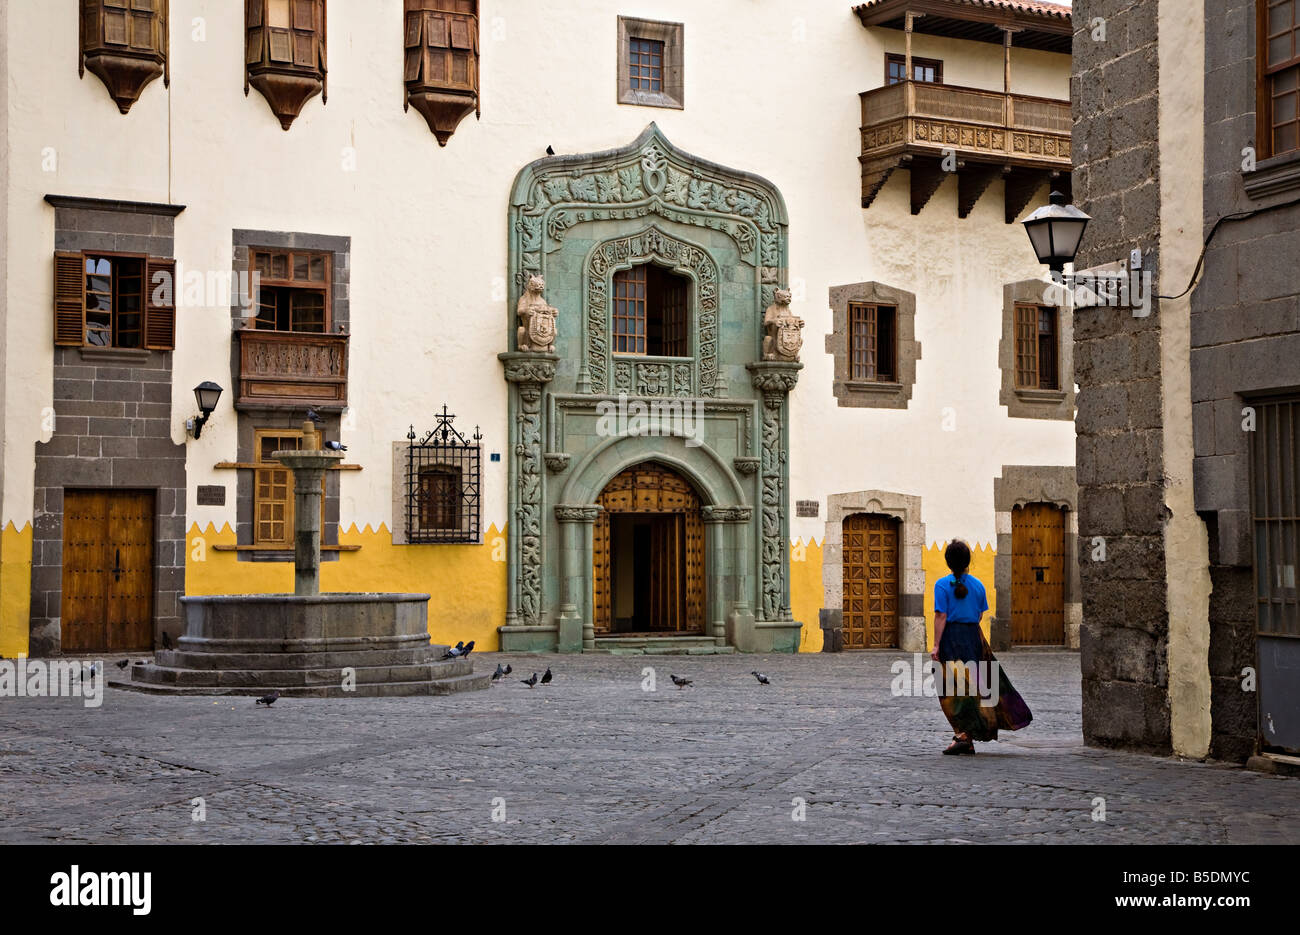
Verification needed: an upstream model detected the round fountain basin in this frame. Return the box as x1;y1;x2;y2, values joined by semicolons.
178;592;433;653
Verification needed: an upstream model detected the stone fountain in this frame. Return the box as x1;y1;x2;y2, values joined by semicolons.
125;422;490;697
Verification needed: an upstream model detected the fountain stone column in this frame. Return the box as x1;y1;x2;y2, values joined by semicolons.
273;421;343;597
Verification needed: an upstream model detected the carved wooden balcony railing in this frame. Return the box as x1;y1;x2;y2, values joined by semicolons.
236;329;348;410
859;81;1072;221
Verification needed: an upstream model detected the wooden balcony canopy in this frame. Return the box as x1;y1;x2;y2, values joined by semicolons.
852;0;1072;54
853;0;1072;221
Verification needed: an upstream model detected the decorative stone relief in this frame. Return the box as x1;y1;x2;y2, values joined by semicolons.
747;361;802;621
761;288;804;362
586;227;718;396
500;353;557;625
516;274;558;353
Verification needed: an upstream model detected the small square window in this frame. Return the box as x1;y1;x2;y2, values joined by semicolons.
617;17;683;110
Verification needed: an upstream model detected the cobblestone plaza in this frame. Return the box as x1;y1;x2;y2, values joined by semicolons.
1;652;1293;845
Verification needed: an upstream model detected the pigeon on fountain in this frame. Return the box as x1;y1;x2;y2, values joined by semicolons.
324;440;347;451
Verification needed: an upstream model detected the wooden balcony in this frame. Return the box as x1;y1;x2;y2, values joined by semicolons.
859;81;1072;221
236;329;348;410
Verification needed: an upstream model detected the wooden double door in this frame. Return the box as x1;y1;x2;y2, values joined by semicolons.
593;464;704;634
842;513;900;648
1011;502;1065;645
61;490;155;652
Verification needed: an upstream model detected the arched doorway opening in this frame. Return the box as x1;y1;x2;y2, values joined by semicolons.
1011;502;1066;645
841;512;900;648
593;463;705;634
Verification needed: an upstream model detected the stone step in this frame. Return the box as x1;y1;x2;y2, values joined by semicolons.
591;636;735;655
129;657;474;689
153;645;459;671
109;671;493;698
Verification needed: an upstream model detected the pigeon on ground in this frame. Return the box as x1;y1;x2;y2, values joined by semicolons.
503;664;512;676
441;641;465;660
751;671;771;685
161;631;172;650
492;663;507;681
115;659;130;669
133;660;145;665
84;663;98;681
521;673;539;688
460;640;475;659
256;690;280;706
324;440;347;451
540;667;552;685
670;674;692;690
305;407;325;425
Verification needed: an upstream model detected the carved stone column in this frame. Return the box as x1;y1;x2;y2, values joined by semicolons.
746;361;802;623
555;504;601;652
500;352;558;635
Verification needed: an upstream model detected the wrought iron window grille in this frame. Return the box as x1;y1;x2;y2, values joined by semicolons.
405;405;482;544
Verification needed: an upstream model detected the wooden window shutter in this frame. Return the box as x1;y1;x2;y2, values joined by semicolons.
144;257;176;350
54;252;87;347
1014;302;1039;389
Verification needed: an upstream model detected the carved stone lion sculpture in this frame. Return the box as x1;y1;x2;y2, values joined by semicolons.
516;274;558;353
761;288;803;362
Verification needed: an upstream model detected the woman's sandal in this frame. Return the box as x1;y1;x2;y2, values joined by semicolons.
943;738;975;755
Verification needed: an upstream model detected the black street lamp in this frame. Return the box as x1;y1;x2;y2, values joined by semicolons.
189;381;223;439
1022;190;1091;273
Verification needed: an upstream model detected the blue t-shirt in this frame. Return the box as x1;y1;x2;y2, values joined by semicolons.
934;573;988;623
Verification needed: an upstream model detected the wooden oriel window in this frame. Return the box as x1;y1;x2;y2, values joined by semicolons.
245;0;327;130
251;248;330;332
253;430;324;547
54;251;175;349
612;264;689;356
848;302;896;382
80;0;169;114
1261;0;1300;157
886;53;942;85
629;37;665;91
1015;303;1059;390
403;1;479;145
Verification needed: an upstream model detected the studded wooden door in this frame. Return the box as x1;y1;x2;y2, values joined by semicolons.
841;513;900;648
593;463;704;633
1011;503;1065;645
61;490;154;652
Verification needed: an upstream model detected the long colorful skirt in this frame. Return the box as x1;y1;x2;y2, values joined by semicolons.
937;622;1032;742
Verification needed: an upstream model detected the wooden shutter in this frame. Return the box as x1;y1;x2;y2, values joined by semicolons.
1014;302;1039;389
144;257;176;350
54;252;87;347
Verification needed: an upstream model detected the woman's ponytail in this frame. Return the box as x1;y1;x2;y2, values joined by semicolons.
944;539;972;599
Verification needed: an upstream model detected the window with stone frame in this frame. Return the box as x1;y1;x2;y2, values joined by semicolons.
253;429;324;547
1014;303;1059;391
885;53;942;85
1261;0;1300;158
612;264;689;357
617;16;683;109
251;247;331;332
848;302;897;382
53;250;175;349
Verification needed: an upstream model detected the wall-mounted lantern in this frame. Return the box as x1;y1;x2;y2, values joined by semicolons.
187;382;223;439
1023;190;1091;273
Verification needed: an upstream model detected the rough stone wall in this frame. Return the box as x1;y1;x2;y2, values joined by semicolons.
1071;0;1171;753
31;199;187;654
1193;0;1300;761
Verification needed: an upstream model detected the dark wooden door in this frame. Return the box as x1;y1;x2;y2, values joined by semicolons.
62;490;154;652
1011;502;1065;645
842;513;900;648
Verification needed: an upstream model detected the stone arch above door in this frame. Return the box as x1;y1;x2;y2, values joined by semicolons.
560;432;746;509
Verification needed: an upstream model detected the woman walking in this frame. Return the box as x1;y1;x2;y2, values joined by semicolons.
930;539;1032;754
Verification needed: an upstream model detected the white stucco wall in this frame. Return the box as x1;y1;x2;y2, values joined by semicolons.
1;0;1074;553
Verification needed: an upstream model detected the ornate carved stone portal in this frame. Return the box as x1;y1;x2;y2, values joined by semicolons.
500;124;802;654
